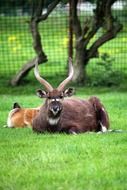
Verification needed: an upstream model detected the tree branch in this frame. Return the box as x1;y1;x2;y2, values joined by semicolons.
83;0;121;59
71;0;82;38
83;24;100;48
83;0;106;48
87;22;123;59
37;0;61;22
10;0;60;86
82;19;90;37
29;0;60;59
29;20;47;61
10;57;47;86
31;0;44;18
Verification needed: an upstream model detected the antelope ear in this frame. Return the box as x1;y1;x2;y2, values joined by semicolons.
64;87;75;97
13;102;21;109
36;89;48;98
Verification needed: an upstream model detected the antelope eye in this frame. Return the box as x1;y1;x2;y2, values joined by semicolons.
60;95;63;99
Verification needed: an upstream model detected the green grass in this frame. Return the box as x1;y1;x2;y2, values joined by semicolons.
0;130;127;190
0;84;127;190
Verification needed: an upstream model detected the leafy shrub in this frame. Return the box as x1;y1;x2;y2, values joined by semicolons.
87;53;125;87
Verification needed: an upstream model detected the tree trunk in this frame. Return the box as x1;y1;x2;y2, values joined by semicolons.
10;56;47;86
72;52;87;84
72;39;88;84
10;0;60;86
71;0;122;85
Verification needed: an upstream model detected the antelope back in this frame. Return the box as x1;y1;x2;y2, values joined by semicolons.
7;103;40;128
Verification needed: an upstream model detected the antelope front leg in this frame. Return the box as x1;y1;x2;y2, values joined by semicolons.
68;127;79;135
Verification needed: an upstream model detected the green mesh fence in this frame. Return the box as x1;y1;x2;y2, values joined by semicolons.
0;1;127;81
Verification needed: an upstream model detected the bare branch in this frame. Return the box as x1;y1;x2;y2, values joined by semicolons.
37;0;61;22
87;22;123;59
86;0;122;59
30;20;47;61
71;0;82;38
83;0;106;48
10;56;47;86
31;0;44;18
83;24;100;48
82;19;90;37
35;0;44;17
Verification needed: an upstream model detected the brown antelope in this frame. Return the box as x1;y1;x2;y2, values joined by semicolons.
7;103;40;128
32;58;109;134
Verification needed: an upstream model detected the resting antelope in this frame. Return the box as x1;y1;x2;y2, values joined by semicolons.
32;58;109;134
7;103;40;128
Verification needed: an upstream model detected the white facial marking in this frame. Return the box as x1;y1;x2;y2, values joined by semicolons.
51;108;59;116
56;99;60;102
48;117;60;125
51;99;60;102
51;99;55;102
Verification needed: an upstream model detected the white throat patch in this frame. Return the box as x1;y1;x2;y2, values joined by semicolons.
48;117;60;125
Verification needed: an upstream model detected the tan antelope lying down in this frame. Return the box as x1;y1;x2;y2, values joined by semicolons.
32;58;109;134
7;103;40;128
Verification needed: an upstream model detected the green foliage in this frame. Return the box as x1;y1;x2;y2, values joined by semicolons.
87;53;126;87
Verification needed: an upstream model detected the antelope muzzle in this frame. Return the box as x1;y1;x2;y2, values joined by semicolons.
48;99;63;117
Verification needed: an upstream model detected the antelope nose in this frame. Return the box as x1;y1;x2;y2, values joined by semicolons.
53;106;58;112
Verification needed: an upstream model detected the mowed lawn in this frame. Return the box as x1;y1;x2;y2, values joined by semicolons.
0;85;127;190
